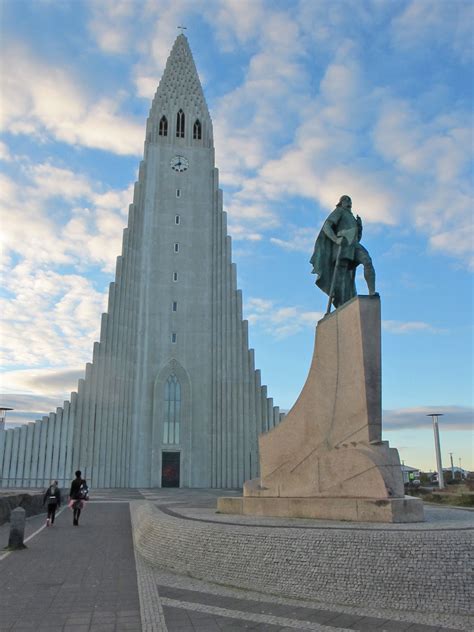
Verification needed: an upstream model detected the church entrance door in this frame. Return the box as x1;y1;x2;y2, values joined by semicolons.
161;451;180;487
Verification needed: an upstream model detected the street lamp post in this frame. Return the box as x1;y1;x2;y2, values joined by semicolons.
427;413;445;490
0;407;14;431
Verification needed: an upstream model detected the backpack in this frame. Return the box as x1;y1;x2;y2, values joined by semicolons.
78;482;89;501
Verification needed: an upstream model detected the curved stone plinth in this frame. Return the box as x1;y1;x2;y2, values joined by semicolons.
221;295;424;522
131;501;473;617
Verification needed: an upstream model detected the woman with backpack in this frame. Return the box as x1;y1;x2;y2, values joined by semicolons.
43;480;61;526
69;470;88;526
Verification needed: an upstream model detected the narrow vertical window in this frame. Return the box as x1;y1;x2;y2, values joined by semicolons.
163;374;181;444
171;333;177;343
159;115;168;136
176;109;185;138
193;119;202;140
174;243;179;253
172;301;177;312
175;215;180;225
173;272;178;282
176;189;181;198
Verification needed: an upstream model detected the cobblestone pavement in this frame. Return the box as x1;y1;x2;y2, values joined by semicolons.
135;489;472;632
1;489;472;632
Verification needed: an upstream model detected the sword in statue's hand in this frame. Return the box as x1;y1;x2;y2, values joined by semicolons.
326;227;357;315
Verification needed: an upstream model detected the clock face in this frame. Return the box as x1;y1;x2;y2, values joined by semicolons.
170;156;189;172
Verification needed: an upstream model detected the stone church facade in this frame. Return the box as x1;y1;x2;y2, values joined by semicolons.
0;35;282;489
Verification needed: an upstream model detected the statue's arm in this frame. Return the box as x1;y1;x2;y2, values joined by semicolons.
322;209;342;244
356;215;363;240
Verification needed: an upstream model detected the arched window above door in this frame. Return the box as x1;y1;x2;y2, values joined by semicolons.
163;374;181;444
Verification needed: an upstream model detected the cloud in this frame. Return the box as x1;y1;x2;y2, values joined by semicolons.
0;42;143;155
0;151;133;273
0;268;107;369
270;227;316;253
383;406;473;431
390;0;474;64
0;367;85;397
245;298;323;338
382;320;442;335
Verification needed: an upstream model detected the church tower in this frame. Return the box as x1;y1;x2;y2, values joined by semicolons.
0;35;282;489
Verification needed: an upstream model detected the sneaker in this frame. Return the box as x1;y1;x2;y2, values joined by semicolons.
46;518;50;527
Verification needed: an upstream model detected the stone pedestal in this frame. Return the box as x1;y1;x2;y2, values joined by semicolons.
218;295;424;522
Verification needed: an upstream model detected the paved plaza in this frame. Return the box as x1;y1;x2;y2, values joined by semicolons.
0;489;472;631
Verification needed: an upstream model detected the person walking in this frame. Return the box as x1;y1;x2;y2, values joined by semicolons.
69;470;88;526
43;480;61;526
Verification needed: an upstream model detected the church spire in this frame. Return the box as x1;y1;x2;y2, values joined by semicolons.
148;35;213;147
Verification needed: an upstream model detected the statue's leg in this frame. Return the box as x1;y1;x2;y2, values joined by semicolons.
355;246;376;295
335;261;352;306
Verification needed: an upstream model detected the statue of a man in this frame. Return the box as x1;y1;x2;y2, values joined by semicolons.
310;195;376;311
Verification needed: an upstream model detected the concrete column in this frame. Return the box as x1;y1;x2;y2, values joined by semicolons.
2;430;13;488
218;213;227;487
253;366;262;478
115;249;128;487
235;289;244;486
79;363;93;481
272;406;280;430
210;185;220;488
44;413;57;486
224;234;232;487
23;423;35;487
58;402;69;487
30;421;42;487
215;203;224;487
230;262;238;487
247;350;258;478
0;429;5;486
16;425;27;486
110;278;121;487
102;284;116;488
86;349;99;486
65;393;77;486
72;379;86;474
8;428;20;488
126;206;140;487
125;204;139;487
241;320;251;481
260;386;268;434
96;314;109;488
266;397;274;433
51;407;63;483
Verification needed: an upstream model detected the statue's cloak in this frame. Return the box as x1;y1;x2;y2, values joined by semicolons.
310;229;335;297
310;208;359;300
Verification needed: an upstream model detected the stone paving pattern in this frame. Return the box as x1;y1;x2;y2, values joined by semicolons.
1;488;472;631
132;490;473;618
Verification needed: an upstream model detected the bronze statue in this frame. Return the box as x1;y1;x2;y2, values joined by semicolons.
310;195;376;312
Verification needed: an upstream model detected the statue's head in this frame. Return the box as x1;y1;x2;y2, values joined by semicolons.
337;195;352;209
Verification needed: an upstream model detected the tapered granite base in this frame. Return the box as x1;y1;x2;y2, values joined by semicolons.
217;295;424;523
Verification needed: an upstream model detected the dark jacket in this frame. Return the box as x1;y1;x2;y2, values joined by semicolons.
70;478;87;500
43;485;61;507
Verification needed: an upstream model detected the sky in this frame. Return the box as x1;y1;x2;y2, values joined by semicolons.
0;0;472;473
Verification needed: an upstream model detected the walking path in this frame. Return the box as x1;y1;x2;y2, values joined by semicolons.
0;489;472;632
